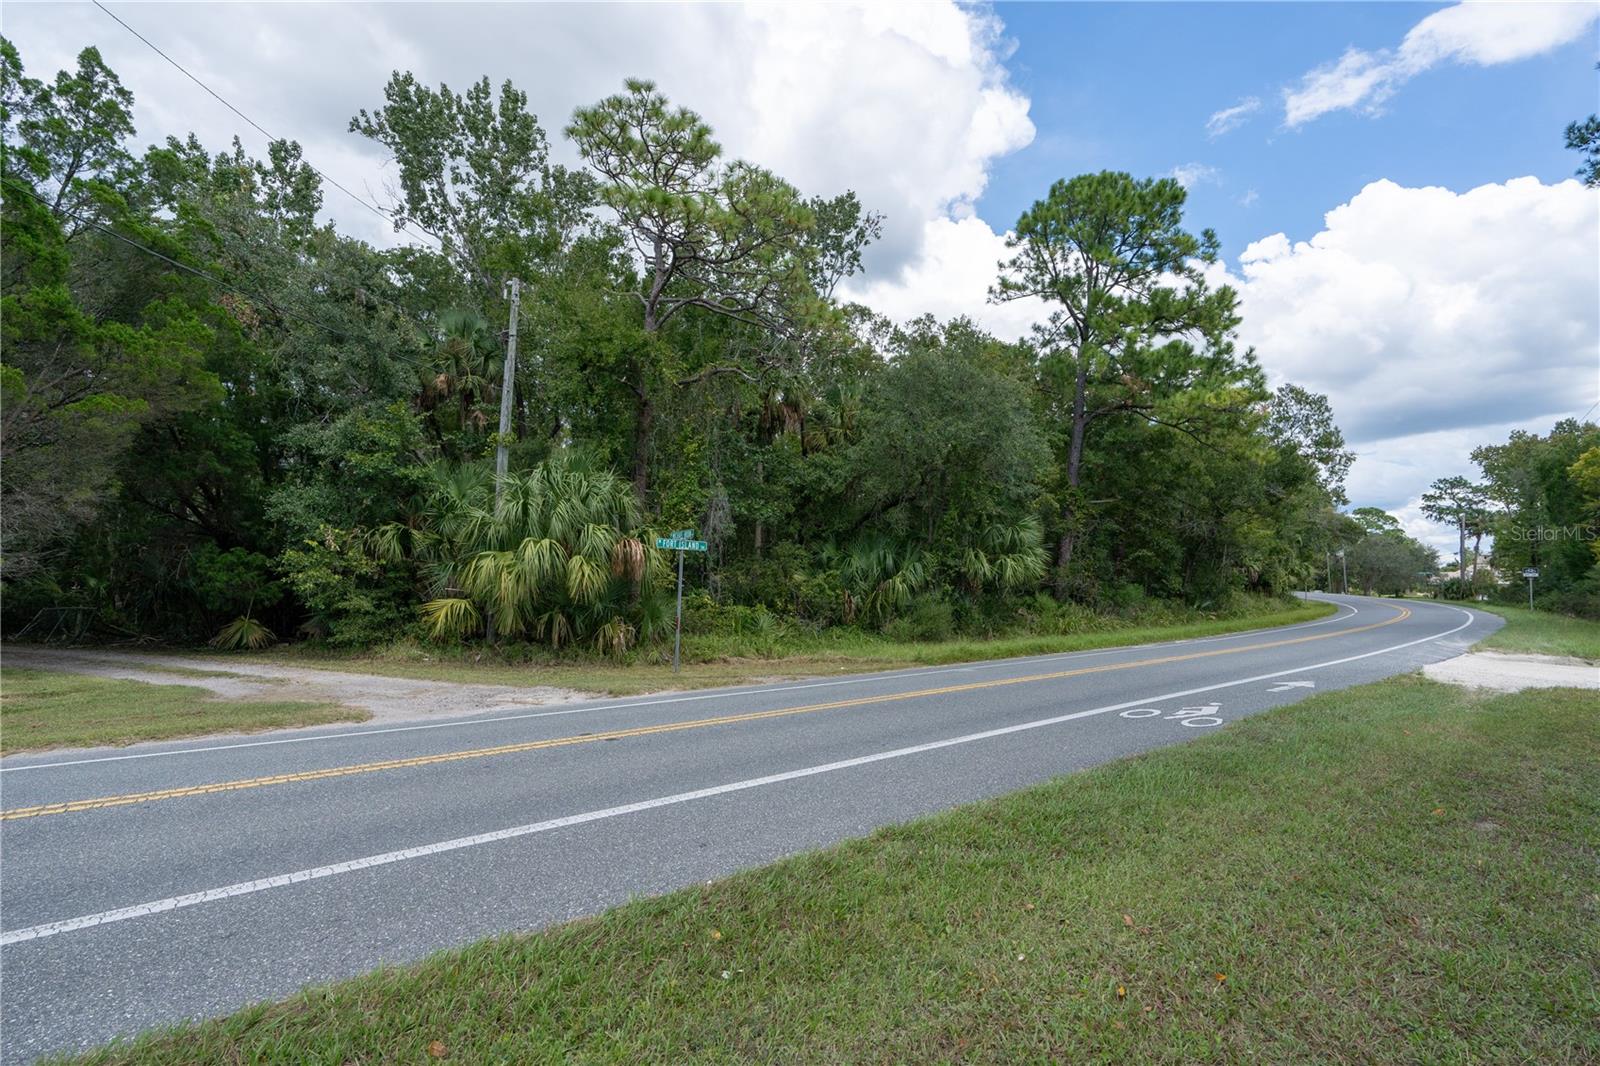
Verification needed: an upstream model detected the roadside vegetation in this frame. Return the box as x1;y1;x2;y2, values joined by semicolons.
1470;603;1600;661
61;675;1598;1064
0;669;364;753
4;39;1364;665
247;596;1336;693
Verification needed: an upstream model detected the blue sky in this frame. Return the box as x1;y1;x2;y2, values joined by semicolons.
980;2;1595;264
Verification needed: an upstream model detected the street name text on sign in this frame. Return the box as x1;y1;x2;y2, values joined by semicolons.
660;531;708;672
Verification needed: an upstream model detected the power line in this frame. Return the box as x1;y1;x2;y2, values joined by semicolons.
4;173;377;342
91;0;445;253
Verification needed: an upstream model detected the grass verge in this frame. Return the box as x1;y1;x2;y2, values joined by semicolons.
242;599;1337;695
1467;602;1600;661
0;669;366;754
64;676;1599;1064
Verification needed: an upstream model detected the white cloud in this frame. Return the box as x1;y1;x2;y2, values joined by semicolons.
1239;188;1260;207
1283;1;1598;127
1;1;1033;306
840;215;1042;339
1205;175;1599;521
1206;96;1261;137
1168;162;1221;189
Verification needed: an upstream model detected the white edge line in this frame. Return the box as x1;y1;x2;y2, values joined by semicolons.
0;602;1471;947
0;600;1358;775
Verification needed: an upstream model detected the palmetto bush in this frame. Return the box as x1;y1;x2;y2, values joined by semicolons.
835;534;929;625
958;514;1049;595
370;455;667;653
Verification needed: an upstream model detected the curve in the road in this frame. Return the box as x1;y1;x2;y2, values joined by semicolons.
2;603;1409;822
2;601;1475;948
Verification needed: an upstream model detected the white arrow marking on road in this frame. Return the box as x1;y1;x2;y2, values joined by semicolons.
1268;681;1316;692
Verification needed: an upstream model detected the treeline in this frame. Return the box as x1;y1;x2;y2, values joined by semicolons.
1;42;1357;651
1422;421;1599;616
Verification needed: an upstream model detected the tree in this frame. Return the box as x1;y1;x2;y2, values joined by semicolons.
1267;384;1353;506
373;454;665;652
418;309;498;445
804;190;883;299
1350;507;1401;536
350;73;593;292
0;41;219;583
1346;528;1437;596
1565;64;1600;187
5;42;136;232
567;79;818;499
992;170;1250;595
844;318;1050;540
1420;475;1489;590
2;33;1377;647
1473;419;1600;594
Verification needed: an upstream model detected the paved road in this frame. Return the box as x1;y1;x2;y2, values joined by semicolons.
0;595;1494;1062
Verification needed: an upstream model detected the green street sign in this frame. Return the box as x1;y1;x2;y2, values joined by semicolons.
655;537;708;552
670;528;695;539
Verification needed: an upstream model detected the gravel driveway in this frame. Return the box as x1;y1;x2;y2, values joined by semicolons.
1;646;588;723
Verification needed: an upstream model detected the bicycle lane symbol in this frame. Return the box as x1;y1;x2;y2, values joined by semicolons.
1119;703;1223;728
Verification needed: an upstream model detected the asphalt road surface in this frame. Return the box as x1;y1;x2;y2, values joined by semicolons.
0;595;1496;1062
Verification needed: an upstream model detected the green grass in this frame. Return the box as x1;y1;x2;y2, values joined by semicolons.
239;599;1337;696
134;664;287;683
64;676;1598;1064
1469;603;1600;661
0;669;366;754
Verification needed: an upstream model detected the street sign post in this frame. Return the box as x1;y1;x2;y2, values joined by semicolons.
1522;567;1539;609
655;532;709;672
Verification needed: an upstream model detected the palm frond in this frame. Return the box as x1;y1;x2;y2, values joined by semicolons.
420;598;482;642
210;615;276;651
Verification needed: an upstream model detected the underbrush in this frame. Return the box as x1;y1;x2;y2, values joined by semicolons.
267;592;1326;671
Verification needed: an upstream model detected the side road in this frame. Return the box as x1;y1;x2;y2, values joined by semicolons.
1;645;589;724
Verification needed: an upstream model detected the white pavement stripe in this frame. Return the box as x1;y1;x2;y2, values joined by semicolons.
0;603;1469;947
0;602;1356;774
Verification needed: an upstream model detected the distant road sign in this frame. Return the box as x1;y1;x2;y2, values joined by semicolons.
670;529;695;539
1522;567;1540;578
655;537;708;552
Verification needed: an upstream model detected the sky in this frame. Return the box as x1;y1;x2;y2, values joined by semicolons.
4;1;1597;556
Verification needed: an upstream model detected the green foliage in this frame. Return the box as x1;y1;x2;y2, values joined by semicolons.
350;71;593;290
1565;65;1600;189
209;614;276;651
279;529;417;646
1473;420;1599;602
387;454;663;652
0;38;1371;654
881;597;956;643
1344;528;1437;596
993;170;1260;595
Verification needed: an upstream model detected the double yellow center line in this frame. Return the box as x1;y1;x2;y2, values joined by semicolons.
2;606;1408;821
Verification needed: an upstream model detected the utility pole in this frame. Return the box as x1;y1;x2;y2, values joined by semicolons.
485;278;521;647
495;278;522;509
